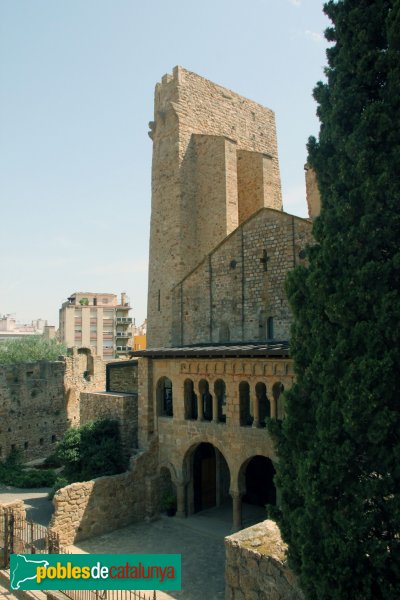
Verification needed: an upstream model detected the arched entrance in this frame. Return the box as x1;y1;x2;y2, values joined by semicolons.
186;442;230;515
194;443;215;511
243;456;276;506
238;455;276;527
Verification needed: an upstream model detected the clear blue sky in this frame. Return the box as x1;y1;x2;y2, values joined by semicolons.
0;0;329;327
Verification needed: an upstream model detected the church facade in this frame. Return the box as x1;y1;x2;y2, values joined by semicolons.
133;67;314;530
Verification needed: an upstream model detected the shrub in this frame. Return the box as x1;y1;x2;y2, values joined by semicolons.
0;451;57;488
0;336;67;364
55;418;127;483
48;476;69;500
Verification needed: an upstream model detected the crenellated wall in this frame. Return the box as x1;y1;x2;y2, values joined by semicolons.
0;348;105;461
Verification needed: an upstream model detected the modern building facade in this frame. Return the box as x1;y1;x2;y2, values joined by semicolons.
59;292;132;360
0;314;51;342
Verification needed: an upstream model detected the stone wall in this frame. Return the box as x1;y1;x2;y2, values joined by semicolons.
0;360;67;461
0;349;105;462
305;164;321;220
80;391;138;456
225;520;303;600
172;208;313;345
147;66;283;348
107;361;138;393
0;499;26;520
49;442;159;545
64;348;106;427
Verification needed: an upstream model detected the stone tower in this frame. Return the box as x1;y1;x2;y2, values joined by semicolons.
304;163;321;219
147;66;283;348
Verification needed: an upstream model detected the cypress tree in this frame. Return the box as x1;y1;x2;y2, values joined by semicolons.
271;1;400;598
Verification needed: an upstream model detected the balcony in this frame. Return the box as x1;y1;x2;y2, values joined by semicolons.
116;317;132;324
116;331;129;338
116;346;131;352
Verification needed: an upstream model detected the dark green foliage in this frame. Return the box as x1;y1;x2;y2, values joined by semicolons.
271;1;400;599
55;419;127;482
43;453;63;468
0;450;57;488
0;336;67;364
47;476;69;500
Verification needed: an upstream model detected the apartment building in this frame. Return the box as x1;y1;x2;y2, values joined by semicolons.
59;292;132;360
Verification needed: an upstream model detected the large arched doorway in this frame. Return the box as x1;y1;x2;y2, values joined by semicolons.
240;455;276;526
187;443;230;515
244;456;276;506
194;443;216;511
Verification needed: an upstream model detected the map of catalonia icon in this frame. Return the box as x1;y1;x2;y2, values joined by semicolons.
11;554;50;590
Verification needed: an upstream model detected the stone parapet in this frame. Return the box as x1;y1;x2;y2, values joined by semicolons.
225;520;303;600
49;441;158;545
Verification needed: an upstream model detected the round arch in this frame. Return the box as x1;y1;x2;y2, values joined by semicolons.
181;434;235;481
156;376;173;417
238;455;276;507
181;438;232;515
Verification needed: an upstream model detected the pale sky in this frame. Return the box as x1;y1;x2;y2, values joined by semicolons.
0;0;329;327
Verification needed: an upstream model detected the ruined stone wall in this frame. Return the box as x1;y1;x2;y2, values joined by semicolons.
148;66;283;348
0;499;26;520
80;392;138;456
107;361;138;393
225;520;303;600
0;349;105;461
173;208;313;345
49;442;159;545
0;360;67;461
63;348;106;427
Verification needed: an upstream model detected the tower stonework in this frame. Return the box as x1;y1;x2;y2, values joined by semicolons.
304;163;321;219
147;66;283;348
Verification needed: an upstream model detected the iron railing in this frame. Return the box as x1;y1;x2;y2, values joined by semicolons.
0;513;157;600
0;513;58;567
61;590;157;600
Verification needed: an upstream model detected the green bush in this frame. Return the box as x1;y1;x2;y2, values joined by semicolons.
0;336;67;364
43;453;63;468
13;469;57;488
55;418;127;483
48;476;69;500
0;451;57;488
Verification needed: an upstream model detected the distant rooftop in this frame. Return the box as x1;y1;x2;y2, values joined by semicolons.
64;292;130;308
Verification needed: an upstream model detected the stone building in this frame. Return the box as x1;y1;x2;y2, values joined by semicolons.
132;67;315;530
0;348;105;461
